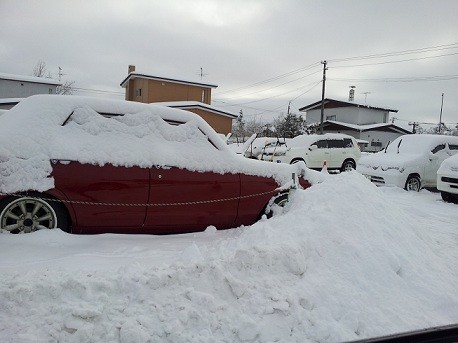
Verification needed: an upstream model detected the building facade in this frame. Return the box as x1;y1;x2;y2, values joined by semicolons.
0;73;61;103
299;98;410;152
120;65;236;134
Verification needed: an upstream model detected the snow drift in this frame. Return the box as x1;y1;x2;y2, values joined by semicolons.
0;172;457;342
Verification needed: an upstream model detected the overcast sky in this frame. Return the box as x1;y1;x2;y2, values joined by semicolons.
2;0;458;129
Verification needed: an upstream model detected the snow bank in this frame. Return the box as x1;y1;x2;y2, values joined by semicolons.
1;172;457;342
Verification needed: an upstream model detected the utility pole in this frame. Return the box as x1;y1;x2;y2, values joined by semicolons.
319;60;327;134
409;121;419;134
287;100;291;115
439;92;444;134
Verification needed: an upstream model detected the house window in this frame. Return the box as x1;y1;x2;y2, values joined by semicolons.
326;115;336;121
201;90;205;102
371;141;382;147
136;88;142;97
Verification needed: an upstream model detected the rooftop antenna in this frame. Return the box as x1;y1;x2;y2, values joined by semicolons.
197;67;208;80
58;67;66;82
361;91;371;104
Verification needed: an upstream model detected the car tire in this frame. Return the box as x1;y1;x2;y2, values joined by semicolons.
405;175;421;192
265;193;289;219
290;158;305;165
0;193;69;234
441;191;455;203
341;159;356;172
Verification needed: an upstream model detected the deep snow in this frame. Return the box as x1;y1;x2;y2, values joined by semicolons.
1;172;457;342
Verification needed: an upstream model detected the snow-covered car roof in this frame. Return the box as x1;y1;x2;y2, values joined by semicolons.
289;133;354;148
385;134;458;155
0;95;319;193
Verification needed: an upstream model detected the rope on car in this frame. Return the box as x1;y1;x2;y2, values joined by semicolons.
0;189;282;207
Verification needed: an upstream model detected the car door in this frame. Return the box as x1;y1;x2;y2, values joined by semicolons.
307;139;329;168
327;138;345;168
424;144;447;185
144;166;240;234
52;161;150;231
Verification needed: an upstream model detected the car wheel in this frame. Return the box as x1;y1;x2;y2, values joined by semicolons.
0;194;69;233
405;175;421;192
341;159;356;172
290;159;305;165
441;191;455;203
265;193;289;219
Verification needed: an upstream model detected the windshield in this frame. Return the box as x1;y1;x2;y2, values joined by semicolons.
385;135;442;154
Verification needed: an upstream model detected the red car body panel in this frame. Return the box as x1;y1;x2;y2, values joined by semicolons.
51;161;150;233
41;160;294;234
0;160;312;235
144;166;240;234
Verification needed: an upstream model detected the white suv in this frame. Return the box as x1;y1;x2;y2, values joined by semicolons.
437;154;458;203
259;133;361;172
358;134;458;191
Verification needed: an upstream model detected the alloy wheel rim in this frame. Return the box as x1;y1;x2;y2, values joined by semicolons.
0;197;57;233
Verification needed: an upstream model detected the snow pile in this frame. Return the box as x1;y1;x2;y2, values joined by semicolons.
1;172;457;342
0;95;314;193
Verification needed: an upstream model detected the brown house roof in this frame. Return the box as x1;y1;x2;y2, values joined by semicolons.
299;98;398;113
120;73;218;89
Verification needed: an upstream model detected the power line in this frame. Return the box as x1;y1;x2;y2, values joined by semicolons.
328;43;458;63
220;69;322;100
214;61;321;96
328;74;458;83
73;87;124;95
330;52;458;69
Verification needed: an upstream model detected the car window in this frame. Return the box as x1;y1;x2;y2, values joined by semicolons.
449;144;458;151
327;139;344;148
343;138;354;148
313;140;328;149
431;144;446;154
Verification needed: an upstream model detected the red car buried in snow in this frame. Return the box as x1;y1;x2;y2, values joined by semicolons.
0;95;311;234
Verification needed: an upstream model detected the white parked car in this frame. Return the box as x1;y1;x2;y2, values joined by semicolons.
357;134;458;191
259;133;361;172
437;154;458;203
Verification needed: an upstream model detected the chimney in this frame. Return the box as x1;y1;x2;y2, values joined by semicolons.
128;65;136;74
349;86;355;102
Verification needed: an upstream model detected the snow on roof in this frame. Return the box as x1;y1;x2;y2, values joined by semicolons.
0;95;314;193
120;72;218;89
385;134;458;154
324;120;411;134
155;101;237;119
289;133;354;147
299;98;398;113
0;72;61;86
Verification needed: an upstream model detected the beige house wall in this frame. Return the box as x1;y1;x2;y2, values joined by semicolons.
126;79;212;104
188;108;232;135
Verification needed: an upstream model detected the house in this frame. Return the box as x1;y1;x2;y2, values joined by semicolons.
0;73;61;109
299;98;410;152
120;65;236;134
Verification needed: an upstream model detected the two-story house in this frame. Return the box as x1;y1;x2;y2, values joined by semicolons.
299;98;411;152
120;65;236;134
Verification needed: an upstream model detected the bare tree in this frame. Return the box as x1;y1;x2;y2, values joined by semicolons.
56;80;75;95
32;60;74;95
32;60;52;78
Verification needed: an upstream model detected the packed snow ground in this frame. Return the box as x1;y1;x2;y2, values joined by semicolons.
1;172;457;342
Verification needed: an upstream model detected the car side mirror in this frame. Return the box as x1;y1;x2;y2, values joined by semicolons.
309;145;317;151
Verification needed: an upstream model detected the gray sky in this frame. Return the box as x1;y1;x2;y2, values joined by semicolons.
2;0;458;130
